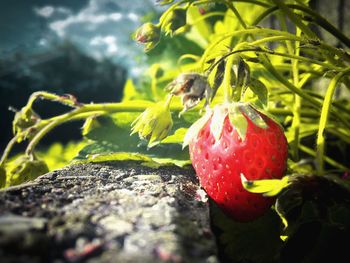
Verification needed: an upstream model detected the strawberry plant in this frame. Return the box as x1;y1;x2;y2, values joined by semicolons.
1;0;350;261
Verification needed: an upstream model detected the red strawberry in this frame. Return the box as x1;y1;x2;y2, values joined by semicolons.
185;103;288;222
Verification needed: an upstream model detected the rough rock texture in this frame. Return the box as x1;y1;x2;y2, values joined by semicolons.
0;162;218;263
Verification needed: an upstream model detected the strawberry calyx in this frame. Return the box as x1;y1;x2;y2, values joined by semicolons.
183;102;268;148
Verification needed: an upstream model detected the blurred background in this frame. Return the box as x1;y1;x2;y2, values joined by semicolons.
1;0;348;155
0;0;164;151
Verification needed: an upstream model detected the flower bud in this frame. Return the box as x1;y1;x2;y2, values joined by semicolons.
166;73;211;113
162;7;187;36
7;155;49;186
134;23;161;52
131;101;173;148
12;106;41;142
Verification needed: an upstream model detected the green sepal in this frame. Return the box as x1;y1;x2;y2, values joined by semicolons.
183;109;212;148
134;22;161;52
241;173;291;197
210;105;227;142
130;100;173;148
228;104;248;141
239;104;268;129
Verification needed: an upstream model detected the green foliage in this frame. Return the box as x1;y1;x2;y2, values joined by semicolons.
241;174;291;197
1;3;350;260
131;99;173;148
213;173;350;262
211;202;283;263
5;155;49;187
0;166;6;188
76;113;191;167
37;141;88;171
0;1;350;262
275;174;350;262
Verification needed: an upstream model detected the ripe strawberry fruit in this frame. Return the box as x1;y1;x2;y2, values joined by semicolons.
185;103;288;222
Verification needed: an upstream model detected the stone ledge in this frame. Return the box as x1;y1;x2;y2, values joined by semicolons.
0;162;218;263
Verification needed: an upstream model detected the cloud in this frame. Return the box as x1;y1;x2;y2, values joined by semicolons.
35;6;55;17
34;5;71;19
34;0;157;75
47;0;127;37
90;35;118;55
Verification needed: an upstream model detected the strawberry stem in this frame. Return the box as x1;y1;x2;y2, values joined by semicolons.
223;55;234;102
316;67;350;175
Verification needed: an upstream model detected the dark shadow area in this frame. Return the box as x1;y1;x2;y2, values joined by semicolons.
0;42;127;152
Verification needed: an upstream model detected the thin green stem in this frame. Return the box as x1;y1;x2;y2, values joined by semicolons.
223;55;234;102
267;108;319;118
299;144;350;172
328;128;350;145
189;11;226;26
193;0;272;8
250;35;303;46
252;4;350;47
289;4;350;47
270;0;316;39
260;58;350;130
0;135;20;167
26;91;79;108
290;27;302;161
303;90;350;116
224;0;248;29
158;0;189;27
316;67;350;175
202;28;342;72
23;101;185;155
208;47;341;76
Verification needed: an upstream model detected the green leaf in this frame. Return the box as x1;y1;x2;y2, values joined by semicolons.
208;58;225;101
162;127;187;144
275;174;350;239
77;114;190;167
285;123;318;144
248;78;268;106
122;79;140;101
236;58;250;93
211;201;282;263
187;5;212;44
241;174;291;197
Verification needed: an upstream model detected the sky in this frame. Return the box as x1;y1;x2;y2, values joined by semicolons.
0;0;160;75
